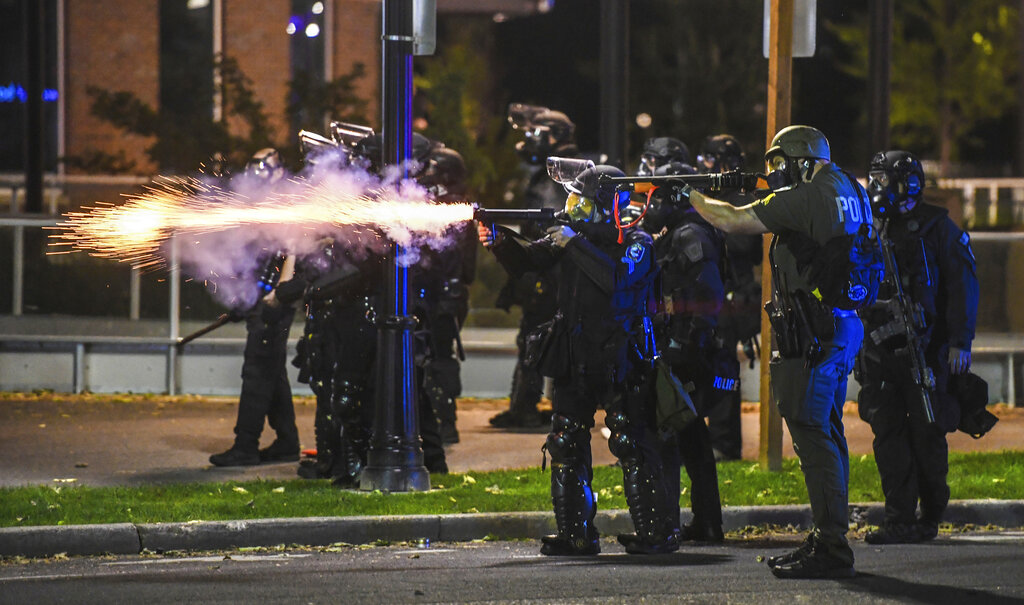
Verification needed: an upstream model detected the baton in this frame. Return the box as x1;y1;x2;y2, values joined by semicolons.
176;313;232;350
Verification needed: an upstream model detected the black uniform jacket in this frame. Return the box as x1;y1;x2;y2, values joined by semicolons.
491;223;658;382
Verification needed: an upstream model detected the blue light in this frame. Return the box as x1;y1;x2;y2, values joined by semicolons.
0;83;60;103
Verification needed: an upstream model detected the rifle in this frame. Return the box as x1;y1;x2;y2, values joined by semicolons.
874;219;937;424
598;169;763;196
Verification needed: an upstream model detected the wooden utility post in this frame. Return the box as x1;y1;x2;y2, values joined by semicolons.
759;0;794;471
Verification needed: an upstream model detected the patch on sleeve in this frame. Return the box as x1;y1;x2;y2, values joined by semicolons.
621;242;646;274
684;241;705;263
960;231;975;261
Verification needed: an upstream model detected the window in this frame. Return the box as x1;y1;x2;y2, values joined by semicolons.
0;0;59;171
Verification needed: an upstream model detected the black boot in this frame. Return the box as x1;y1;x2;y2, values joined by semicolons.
210;445;260;467
542;418;599;556
678;521;724;544
770;540;856;579
607;411;679;555
766;532;816;568
865;522;925;545
259;439;300;463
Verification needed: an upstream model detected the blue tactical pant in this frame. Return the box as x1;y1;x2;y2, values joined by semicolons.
769;313;863;564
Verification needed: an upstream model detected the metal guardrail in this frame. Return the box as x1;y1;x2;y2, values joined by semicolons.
3;174;1024;398
1;173;152;215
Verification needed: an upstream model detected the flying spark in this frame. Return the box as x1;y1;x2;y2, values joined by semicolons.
48;175;476;270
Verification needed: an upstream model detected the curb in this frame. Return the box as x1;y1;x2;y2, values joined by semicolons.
2;500;1023;559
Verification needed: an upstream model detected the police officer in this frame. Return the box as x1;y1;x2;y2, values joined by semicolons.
412;144;476;447
283;235;384;485
685;126;867;579
696;134;761;462
478;165;677;556
637;137;691;176
490;105;580;429
639;160;726;544
857;150;979;544
210;148;301;467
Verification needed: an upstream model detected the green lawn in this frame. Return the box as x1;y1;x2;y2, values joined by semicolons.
3;451;1023;528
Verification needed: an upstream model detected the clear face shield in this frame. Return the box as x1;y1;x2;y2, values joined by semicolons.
547;157;595;188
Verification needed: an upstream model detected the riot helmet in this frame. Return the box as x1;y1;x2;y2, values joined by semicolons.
563;165;625;224
246;148;284;183
509;103;576;165
351;132;434;175
697;134;745;174
763;125;830;191
637;137;691;177
418;146;468;200
868;150;925;219
641;162;698;233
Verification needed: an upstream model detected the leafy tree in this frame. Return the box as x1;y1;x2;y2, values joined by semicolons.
629;0;767;164
79;55;368;174
415;40;522;207
286;62;370;142
830;0;1018;175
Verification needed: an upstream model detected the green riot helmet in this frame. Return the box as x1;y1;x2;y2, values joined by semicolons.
868;150;925;219
764;125;830;191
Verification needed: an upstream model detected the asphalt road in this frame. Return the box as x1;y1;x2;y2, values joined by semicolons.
3;533;1024;604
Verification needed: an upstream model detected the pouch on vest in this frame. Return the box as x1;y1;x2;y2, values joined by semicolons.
654;357;699;432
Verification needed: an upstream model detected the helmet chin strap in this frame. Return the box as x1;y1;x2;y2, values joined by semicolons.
612;189;651;244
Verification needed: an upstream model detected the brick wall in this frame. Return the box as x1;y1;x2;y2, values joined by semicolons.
64;0;160;174
62;0;381;173
222;0;291;143
332;0;380;126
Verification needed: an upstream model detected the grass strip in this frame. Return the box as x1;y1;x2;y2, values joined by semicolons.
2;450;1023;528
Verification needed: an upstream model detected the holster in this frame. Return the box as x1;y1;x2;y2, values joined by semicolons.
523;312;570;377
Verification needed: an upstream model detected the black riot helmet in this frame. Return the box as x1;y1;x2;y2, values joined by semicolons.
509;103;576;165
641;162;698;233
697;134;745;174
246;147;284;183
638;137;691;177
351;132;434;175
763;125;830;191
563;164;625;223
418;145;468;201
868;150;925;219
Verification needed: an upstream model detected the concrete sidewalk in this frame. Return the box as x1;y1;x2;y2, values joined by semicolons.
1;395;1022;557
2;396;1022;487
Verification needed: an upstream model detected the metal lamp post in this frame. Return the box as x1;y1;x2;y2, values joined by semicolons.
360;0;431;492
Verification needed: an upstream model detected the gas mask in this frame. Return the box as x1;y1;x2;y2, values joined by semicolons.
515;124;554;165
868;169;921;218
764;152;811;191
563;192;600;223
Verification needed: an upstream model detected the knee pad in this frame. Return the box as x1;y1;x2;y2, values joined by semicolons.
331;378;365;419
546;414;587;464
605;411;640;463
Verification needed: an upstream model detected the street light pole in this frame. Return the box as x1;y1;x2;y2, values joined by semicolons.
360;0;430;492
